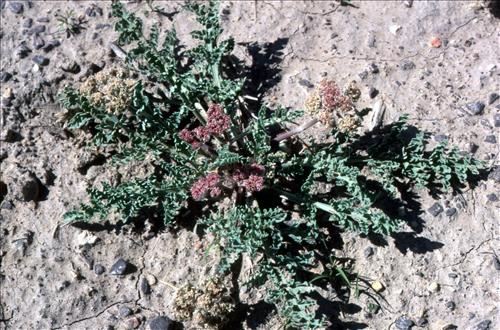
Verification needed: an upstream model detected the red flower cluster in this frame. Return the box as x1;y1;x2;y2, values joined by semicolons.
231;163;265;193
320;80;353;112
190;173;221;200
179;103;231;148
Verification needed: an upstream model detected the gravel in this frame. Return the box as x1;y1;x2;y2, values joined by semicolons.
109;258;131;275
464;102;485;115
149;316;174;330
395;316;414;330
428;202;443;217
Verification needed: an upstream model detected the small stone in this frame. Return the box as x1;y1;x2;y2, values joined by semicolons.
474;320;492;330
75;231;99;247
486;193;498;202
371;280;384;292
146;274;157;285
468;142;479;154
32;55;49;66
149;316;173;330
445;207;457;217
58;280;71;291
488;93;499;105
369;63;379;74
368;87;379;98
23;18;33;28
488;166;500;183
389;24;402;35
43;40;60;52
395;316;414;330
445;301;456;311
32;25;46;34
60;59;81;74
298;79;314;89
33;34;45;49
86;5;103;17
428;203;443;217
448;272;458;278
8;2;24;14
434;134;448;142
416;318;428;327
125;316;141;329
37;17;50;23
110;258;131;275
94;264;105;275
401;60;416;71
0;71;12;83
493;114;500;127
15;44;31;59
140;278;151;295
119;306;133;318
358;70;369;80
464;101;485;115
364;246;374;258
442;325;457;330
428;281;440;292
1;201;14;210
484;135;496;144
493;257;500;270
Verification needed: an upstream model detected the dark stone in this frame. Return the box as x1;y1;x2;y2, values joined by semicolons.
61;60;80;74
468;142;479;154
489;166;500;183
33;34;45;50
364;246;374;258
464;101;485;115
9;2;24;14
488;93;499;105
32;25;46;34
486;193;498;202
415;318;428;327
15;44;31;58
434;134;448;142
445;207;457;217
43;40;60;52
37;17;50;23
299;79;314;89
94;264;105;275
493;257;500;270
484;135;497;144
428;202;443;217
448;272;458;278
1;129;19;142
1;200;14;209
149;316;173;330
369;63;379;74
110;258;131;275
86;5;103;17
474;320;492;330
442;325;457;330
119;306;133;318
368;87;379;98
32;55;49;66
445;301;456;311
0;71;12;83
358;70;369;80
401;60;416;70
95;23;111;30
395;316;414;330
140;278;151;295
494;114;500;127
20;173;40;202
23;18;33;28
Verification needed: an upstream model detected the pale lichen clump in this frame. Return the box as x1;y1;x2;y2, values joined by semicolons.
172;278;234;329
304;79;360;132
79;67;137;114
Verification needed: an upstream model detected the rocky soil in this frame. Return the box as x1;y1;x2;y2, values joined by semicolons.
1;1;499;330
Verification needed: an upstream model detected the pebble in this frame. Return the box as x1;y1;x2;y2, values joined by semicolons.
140;278;151;295
149;316;173;330
448;272;458;278
15;44;31;58
32;25;46;34
23;18;33;28
369;63;379;74
368;87;378;99
389;24;402;35
493;114;500;127
364;246;374;258
488;166;500;183
9;2;24;14
1;201;14;210
60;59;81;74
401;60;416;70
474;320;492;330
33;34;45;50
484;135;496;144
445;301;456;311
434;134;448;142
110;258;131;275
486;193;498;202
493;256;500;270
0;128;18;142
298;79;314;89
37;17;50;23
371;280;384;292
464;101;485;115
488;93;499;105
395;316;414;330
442;325;457;330
43;40;60;52
125;316;141;329
428;203;443;217
76;231;99;247
94;264;105;275
86;5;103;17
468;142;479;154
445;207;457;217
416;318;428;327
119;306;133;318
428;281;440;292
0;71;12;83
32;55;49;66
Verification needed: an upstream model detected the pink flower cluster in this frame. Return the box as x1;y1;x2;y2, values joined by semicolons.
231;163;265;192
190;173;221;200
179;103;231;148
320;80;353;112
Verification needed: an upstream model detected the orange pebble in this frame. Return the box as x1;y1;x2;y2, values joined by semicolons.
430;37;442;48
